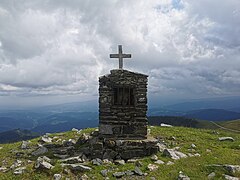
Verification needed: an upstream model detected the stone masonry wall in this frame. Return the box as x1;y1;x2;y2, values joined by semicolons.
99;69;148;139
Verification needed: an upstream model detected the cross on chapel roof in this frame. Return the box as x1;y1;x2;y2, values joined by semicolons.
110;45;131;69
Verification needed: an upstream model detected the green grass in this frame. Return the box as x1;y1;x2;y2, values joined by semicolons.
0;126;239;179
218;119;240;131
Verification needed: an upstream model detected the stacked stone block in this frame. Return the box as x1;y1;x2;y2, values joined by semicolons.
99;69;148;139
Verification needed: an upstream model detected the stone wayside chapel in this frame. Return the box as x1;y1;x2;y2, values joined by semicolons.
98;69;148;139
87;45;158;159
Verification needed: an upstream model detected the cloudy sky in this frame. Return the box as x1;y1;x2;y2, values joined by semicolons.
0;0;239;108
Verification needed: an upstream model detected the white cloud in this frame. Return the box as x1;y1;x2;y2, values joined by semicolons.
0;0;239;106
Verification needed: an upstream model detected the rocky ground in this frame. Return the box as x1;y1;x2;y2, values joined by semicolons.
0;126;239;179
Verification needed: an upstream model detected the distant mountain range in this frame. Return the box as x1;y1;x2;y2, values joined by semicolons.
185;109;240;121
0;96;239;136
0;129;39;144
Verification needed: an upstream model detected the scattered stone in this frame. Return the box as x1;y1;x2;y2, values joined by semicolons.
170;136;176;140
207;172;216;179
81;154;88;162
178;171;190;180
224;165;240;174
188;148;196;152
100;169;108;177
191;144;196;148
53;154;69;159
212;131;220;135
76;133;89;145
80;174;89;180
125;170;134;176
56;139;62;143
151;154;158;161
187;153;194;157
219;137;234;142
63;139;76;146
92;158;103;166
150;177;156;180
223;174;239;180
14;167;26;175
206;149;212;153
40;135;52;143
134;166;143;176
147;164;159;171
0;147;2;150
31;146;48;156
53;174;62;180
135;161;143;167
147;128;151;135
27;160;33;164
53;136;59;139
114;159;125;165
103;159;112;164
61;156;83;164
0;167;7;172
61;164;92;172
163;149;187;160
194;153;201;157
155;160;164;165
160;123;173;127
35;156;53;170
21;141;30;149
77;129;82;134
174;146;181;150
156;142;167;152
113;172;125;178
10;160;22;169
72;128;78;132
166;161;174;165
208;164;240;174
127;159;138;163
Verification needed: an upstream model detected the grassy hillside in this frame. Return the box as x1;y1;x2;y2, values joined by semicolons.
0;126;239;179
218;119;240;131
185;109;240;121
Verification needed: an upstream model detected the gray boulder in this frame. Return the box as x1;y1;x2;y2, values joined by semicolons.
53;174;62;180
178;171;190;180
61;163;92;172
35;156;53;170
40;135;52;143
163;149;187;160
155;160;164;165
223;174;239;180
13;167;26;175
61;156;83;164
21;141;30;149
32;146;48;156
113;172;125;178
219;137;234;142
100;169;108;177
207;172;216;179
134;166;143;176
0;167;7;172
147;164;159;171
114;159;125;165
150;155;158;161
92;158;103;166
224;165;240;173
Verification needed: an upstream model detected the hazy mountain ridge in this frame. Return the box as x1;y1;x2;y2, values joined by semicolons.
0;129;39;144
0;96;239;135
185;109;240;121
